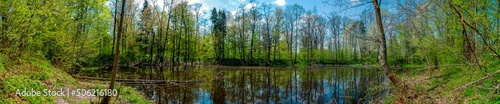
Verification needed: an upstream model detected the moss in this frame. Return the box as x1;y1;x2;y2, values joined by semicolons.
0;62;4;71
415;84;425;91
1;54;150;103
120;87;151;104
0;53;8;73
384;94;395;104
0;63;5;79
118;86;150;104
83;83;151;104
392;65;500;103
3;75;55;103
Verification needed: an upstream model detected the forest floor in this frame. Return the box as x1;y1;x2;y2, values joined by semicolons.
387;65;500;103
0;53;151;104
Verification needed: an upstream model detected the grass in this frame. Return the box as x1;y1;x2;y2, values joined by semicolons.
0;54;151;103
0;62;4;71
0;53;8;74
390;64;500;103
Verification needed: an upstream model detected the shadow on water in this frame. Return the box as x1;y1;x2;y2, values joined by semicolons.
77;66;390;104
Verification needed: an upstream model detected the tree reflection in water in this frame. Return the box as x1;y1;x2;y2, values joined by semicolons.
81;66;389;104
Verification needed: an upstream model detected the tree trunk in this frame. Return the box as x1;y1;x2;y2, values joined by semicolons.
150;28;154;65
250;17;255;62
111;2;117;55
165;0;173;65
241;12;246;63
372;0;402;86
101;0;126;103
449;2;500;60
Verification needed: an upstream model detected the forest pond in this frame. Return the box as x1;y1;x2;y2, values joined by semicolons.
76;66;389;104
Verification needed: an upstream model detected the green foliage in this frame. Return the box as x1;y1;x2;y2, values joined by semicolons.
0;61;4;71
3;75;54;103
488;60;500;70
118;86;150;104
0;0;111;68
210;8;228;63
0;53;148;103
0;58;65;103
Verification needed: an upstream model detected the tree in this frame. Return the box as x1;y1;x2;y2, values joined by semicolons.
165;0;175;65
285;4;305;64
248;0;260;62
372;0;402;87
273;7;284;61
327;14;342;63
101;0;125;103
140;0;154;65
193;3;203;63
237;4;248;62
210;8;227;63
261;3;273;65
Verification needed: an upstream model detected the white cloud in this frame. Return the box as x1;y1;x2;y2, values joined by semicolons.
230;10;238;16
244;3;257;10
187;0;202;4
274;0;286;6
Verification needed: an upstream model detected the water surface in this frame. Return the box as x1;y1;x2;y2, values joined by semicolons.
78;66;389;104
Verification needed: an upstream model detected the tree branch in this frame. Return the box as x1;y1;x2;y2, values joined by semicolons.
449;2;500;60
411;64;466;73
453;69;500;92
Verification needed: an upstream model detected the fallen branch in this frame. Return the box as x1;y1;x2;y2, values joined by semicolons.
485;83;500;103
74;76;203;84
452;69;500;92
409;64;466;74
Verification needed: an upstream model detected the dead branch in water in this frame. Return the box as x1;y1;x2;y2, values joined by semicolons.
74;76;203;84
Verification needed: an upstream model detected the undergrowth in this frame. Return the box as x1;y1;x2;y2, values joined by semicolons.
0;53;151;103
390;62;500;103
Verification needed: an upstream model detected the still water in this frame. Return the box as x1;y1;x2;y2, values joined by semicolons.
78;66;389;104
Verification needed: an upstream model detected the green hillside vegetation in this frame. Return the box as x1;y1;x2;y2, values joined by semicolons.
0;54;150;103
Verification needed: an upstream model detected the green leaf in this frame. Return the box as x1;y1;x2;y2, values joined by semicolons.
0;62;4;71
480;66;487;71
488;60;500;69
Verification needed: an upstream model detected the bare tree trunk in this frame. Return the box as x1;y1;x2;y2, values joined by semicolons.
372;0;402;86
18;27;27;57
166;0;174;65
449;2;475;63
101;0;126;103
150;28;154;65
153;4;162;66
241;10;246;62
250;16;255;62
111;1;117;55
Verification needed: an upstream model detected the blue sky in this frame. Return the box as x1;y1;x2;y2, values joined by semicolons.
126;0;386;20
110;0;403;21
184;0;370;19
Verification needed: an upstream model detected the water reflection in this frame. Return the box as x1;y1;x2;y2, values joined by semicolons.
78;66;389;104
